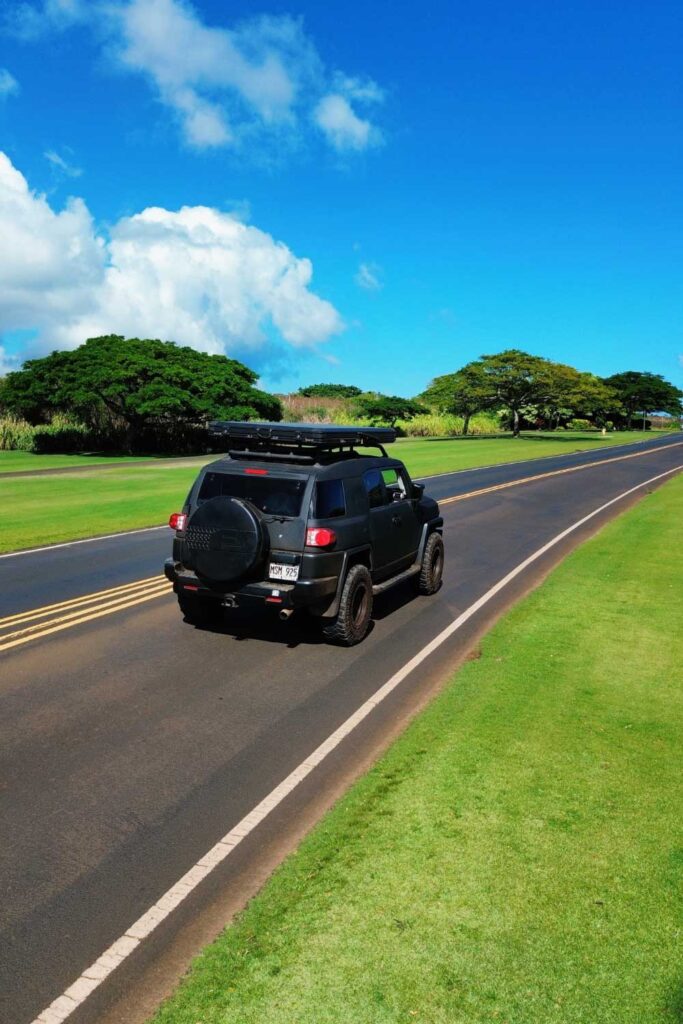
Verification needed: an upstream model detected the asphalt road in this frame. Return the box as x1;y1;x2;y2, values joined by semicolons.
1;432;681;1024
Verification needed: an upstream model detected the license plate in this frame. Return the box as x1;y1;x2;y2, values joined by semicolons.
269;562;300;582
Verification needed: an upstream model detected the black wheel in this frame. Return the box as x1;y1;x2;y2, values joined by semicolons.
414;532;444;595
177;591;223;627
321;564;373;646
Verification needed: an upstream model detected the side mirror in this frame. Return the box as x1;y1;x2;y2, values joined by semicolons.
412;482;425;499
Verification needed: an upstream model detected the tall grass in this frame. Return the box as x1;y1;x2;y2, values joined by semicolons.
0;415;93;452
278;396;503;436
0;416;37;451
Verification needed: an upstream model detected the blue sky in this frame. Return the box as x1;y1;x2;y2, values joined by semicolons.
0;0;682;396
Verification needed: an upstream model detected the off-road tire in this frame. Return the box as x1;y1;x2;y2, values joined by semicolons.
177;591;223;628
414;532;444;595
322;564;373;646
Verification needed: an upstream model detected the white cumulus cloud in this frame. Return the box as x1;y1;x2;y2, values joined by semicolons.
10;0;385;154
0;68;19;98
314;71;384;152
0;152;343;369
314;94;379;152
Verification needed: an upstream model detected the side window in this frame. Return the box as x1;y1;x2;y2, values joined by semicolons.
382;467;407;501
363;468;386;509
315;479;346;518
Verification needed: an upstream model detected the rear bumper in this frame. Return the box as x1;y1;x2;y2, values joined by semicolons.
164;559;338;610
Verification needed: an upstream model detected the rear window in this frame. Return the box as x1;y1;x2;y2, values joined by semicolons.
198;472;306;518
314;479;346;518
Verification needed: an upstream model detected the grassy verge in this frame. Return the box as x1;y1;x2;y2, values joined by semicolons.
391;430;672;477
0;461;214;552
152;472;683;1024
0;450;191;473
0;431;675;552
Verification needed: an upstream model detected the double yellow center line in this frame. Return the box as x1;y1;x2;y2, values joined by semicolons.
0;575;170;653
1;440;681;655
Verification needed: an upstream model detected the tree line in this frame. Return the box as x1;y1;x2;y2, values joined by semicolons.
299;351;682;435
0;336;680;453
420;350;682;435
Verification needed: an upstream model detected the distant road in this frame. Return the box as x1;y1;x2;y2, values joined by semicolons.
1;429;681;1024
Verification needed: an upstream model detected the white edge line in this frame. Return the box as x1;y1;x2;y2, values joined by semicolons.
30;461;683;1024
0;525;168;560
3;435;679;558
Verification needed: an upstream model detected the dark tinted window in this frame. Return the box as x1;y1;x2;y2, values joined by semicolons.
363;468;386;509
315;479;346;518
198;472;306;517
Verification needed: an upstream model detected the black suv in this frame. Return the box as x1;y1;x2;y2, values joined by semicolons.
164;422;444;645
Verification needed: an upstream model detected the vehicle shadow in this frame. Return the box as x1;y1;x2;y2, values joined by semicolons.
183;582;421;647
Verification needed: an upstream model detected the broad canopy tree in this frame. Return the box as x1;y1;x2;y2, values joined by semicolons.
603;371;683;429
424;350;558;436
353;394;428;428
475;349;559;436
0;335;282;450
422;350;632;434
421;363;495;435
298;383;362;399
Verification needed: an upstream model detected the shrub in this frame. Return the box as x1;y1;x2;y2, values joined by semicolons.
31;422;94;453
566;418;597;431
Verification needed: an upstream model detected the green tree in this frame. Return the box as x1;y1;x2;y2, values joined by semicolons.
421;363;496;435
297;383;363;398
537;364;621;429
353;394;428;428
603;371;683;429
0;335;281;451
475;349;555;436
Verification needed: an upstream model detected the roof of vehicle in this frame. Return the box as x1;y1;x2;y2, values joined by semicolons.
204;419;405;478
202;452;406;480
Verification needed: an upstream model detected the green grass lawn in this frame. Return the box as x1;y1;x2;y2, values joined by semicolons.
391;429;674;477
0;431;675;552
0;460;215;552
0;450;158;473
151;472;683;1024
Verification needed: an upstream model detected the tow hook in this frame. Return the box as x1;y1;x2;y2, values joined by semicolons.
279;607;294;622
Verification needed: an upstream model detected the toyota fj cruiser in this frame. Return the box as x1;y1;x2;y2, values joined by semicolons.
165;422;444;646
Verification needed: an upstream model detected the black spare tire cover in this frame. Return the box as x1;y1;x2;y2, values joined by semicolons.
183;496;266;584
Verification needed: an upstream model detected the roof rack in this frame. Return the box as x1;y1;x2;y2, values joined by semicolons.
208;421;396;463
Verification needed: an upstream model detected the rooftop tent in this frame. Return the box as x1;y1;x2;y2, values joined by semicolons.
208;421;396;459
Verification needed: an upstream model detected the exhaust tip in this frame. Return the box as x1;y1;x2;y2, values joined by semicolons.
279;607;294;621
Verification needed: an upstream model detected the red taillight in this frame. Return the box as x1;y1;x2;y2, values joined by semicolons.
245;467;268;475
306;527;337;547
169;512;188;531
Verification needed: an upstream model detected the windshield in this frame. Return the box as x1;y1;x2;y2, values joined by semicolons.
198;471;307;518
